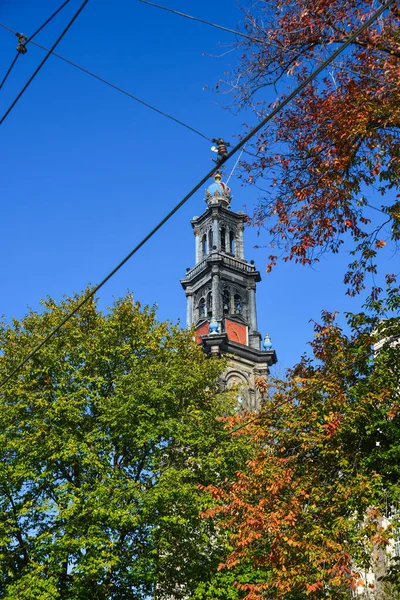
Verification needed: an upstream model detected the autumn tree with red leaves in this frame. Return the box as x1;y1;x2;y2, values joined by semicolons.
202;283;400;599
223;0;400;294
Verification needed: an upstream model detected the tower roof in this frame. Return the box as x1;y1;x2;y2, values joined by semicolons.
205;172;232;207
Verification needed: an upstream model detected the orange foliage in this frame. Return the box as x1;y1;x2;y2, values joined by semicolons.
226;0;400;294
201;307;400;599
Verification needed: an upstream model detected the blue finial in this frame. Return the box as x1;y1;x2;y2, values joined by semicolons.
205;172;232;206
209;317;220;334
262;334;272;351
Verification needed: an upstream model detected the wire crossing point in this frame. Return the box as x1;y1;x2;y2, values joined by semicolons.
0;0;395;388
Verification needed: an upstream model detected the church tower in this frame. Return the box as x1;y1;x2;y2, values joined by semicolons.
180;171;277;410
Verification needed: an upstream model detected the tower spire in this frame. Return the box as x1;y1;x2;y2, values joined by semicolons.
180;171;277;411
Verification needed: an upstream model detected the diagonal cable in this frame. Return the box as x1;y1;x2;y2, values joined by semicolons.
137;0;386;86
0;21;212;141
226;145;246;185
0;0;72;91
26;0;72;44
137;0;255;41
0;0;90;125
0;0;395;389
0;54;20;90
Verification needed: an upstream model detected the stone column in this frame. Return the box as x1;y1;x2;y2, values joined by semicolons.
236;224;245;260
225;229;230;254
186;291;193;328
248;284;258;331
194;228;201;263
212;270;220;320
248;283;261;349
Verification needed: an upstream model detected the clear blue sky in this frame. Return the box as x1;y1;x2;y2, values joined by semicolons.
0;0;396;370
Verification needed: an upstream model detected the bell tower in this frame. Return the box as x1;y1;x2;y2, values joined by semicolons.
180;172;277;410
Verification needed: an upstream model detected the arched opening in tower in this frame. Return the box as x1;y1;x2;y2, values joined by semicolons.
229;231;235;255
234;294;242;314
202;233;208;257
222;289;230;315
220;227;226;252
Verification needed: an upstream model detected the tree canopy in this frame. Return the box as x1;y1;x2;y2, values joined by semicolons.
206;6;400;592
0;292;252;600
202;284;400;599
223;0;400;294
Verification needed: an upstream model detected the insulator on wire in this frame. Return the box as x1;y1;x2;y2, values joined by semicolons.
16;33;28;54
211;137;230;164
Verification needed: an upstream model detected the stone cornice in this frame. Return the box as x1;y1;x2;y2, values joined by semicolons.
201;333;277;366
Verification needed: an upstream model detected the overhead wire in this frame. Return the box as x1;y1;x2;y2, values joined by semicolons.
0;0;385;138
0;21;212;141
226;145;246;185
137;0;387;87
0;54;20;91
137;0;255;42
0;0;90;126
0;0;384;141
0;0;72;91
25;0;72;44
0;0;395;389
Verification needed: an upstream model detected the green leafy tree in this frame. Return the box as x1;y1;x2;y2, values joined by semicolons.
202;281;400;599
0;292;249;600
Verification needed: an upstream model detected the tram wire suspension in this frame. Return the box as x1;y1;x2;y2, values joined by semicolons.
0;0;395;387
0;0;72;91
